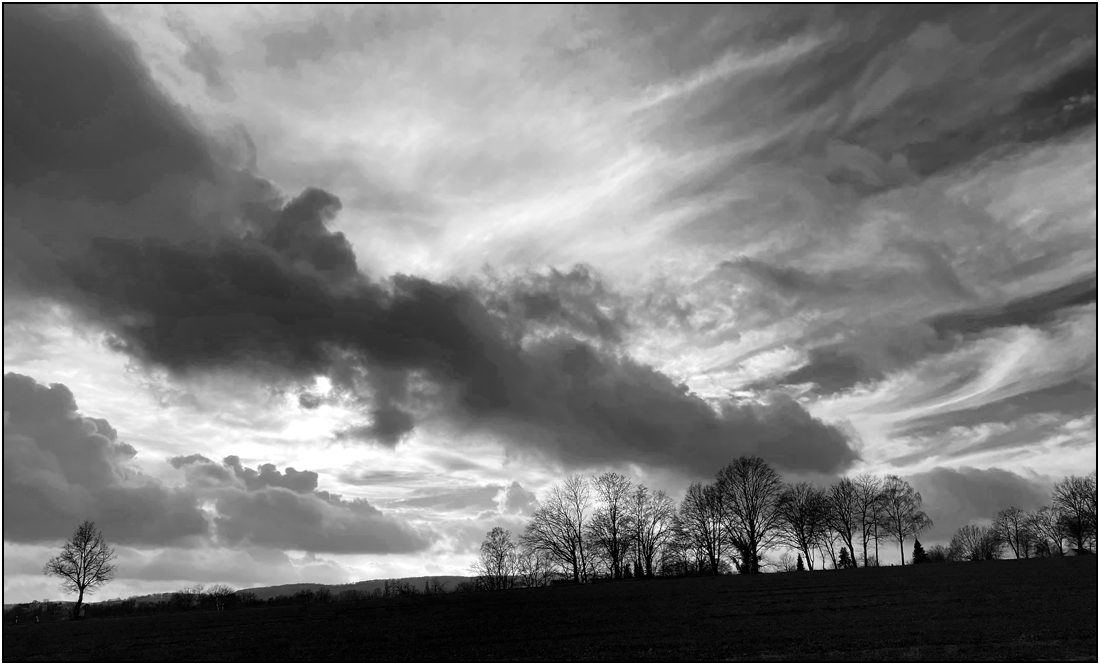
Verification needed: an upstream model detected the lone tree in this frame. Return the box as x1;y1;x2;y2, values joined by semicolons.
43;521;117;619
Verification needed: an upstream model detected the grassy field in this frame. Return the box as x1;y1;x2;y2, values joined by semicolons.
4;556;1096;661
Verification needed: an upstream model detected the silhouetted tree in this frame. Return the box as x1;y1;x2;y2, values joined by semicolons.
172;584;206;611
522;475;592;583
678;482;727;575
716;456;784;574
823;479;860;567
516;543;554;588
926;544;949;563
776;482;828;571
911;539;928;564
628;485;677;578
838;547;854;569
879;476;932;566
587;472;634;579
476;527;518;590
852;475;884;567
206;584;235;610
796;553;805;571
777;552;796;572
992;507;1035;559
43;521;117;620
949;525;1000;561
1028;506;1067;556
1052;473;1098;554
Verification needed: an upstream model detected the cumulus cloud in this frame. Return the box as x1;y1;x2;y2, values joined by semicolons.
222;456;319;493
3;373;429;556
498;481;537;515
2;373;209;546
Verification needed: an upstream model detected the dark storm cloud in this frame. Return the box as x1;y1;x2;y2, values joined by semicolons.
2;5;214;202
907;466;1054;542
479;265;629;344
2;373;209;546
2;4;859;476
335;405;416;447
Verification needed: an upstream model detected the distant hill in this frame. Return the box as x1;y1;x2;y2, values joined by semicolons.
3;576;476;610
241;576;472;601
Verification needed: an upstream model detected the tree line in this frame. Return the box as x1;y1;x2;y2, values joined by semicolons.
932;473;1097;563
474;455;940;588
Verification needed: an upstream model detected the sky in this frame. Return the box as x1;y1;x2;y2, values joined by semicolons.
3;4;1096;603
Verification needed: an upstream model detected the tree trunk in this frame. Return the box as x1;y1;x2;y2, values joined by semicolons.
899;538;905;565
874;523;879;566
74;588;84;620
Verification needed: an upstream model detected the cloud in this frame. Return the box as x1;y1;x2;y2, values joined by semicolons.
498;481;537;515
2;4;860;478
222;456;319;493
211;486;428;554
2;5;214;203
168;453;215;468
165;10;233;97
2;373;209;546
907;466;1055;542
3;372;430;557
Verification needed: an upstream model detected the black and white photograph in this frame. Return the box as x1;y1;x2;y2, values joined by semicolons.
3;3;1097;661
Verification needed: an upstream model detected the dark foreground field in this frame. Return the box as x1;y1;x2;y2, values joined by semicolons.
4;556;1096;662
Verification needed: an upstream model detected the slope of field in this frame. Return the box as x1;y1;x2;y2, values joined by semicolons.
4;557;1096;662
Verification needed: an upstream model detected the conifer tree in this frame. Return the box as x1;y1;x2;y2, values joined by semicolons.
796;553;805;571
838;547;853;569
912;538;929;564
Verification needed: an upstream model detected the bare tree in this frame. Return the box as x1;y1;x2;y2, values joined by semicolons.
516;542;554;588
1028;506;1067;556
206;584;235;610
475;527;518;590
587;472;634;579
1052;474;1098;554
878;475;932;565
522;475;592;583
716;456;784;574
777;551;798;572
992;507;1035;559
775;483;829;571
43;521;117;619
629;485;677;578
825;478;861;566
678;482;727;575
172;584;206;611
852;474;884;566
949;525;1001;561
